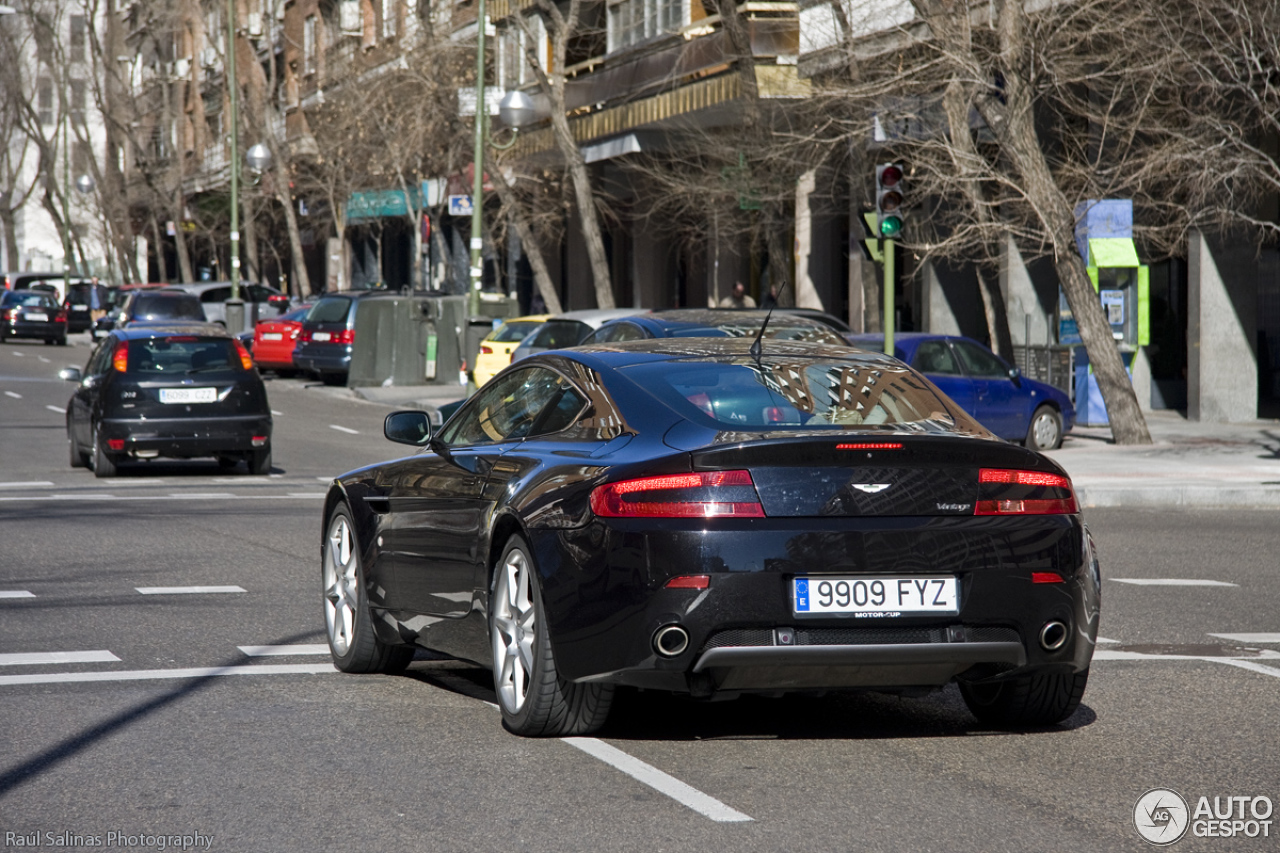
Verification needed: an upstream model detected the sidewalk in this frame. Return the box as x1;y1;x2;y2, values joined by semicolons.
348;383;1280;509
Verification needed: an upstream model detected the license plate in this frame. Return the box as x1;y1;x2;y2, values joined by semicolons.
159;387;217;404
311;331;331;342
260;332;283;341
793;576;958;616
72;304;88;310
24;312;48;322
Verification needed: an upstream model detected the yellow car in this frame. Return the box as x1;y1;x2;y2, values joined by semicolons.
473;314;551;387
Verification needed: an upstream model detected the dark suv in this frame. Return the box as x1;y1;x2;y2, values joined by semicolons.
60;325;273;477
97;289;207;335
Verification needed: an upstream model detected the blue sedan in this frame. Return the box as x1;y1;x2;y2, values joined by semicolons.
847;333;1074;450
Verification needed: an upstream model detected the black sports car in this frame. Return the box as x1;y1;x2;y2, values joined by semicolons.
322;338;1099;736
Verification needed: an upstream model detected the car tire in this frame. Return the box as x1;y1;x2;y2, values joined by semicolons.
249;447;272;475
960;668;1088;727
489;535;614;737
56;335;67;346
1025;405;1063;451
322;505;413;674
69;436;88;469
91;430;117;478
216;455;240;471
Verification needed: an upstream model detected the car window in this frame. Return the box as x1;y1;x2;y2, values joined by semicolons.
307;297;352;324
199;287;231;303
86;338;112;375
953;340;1009;378
529;320;590;349
127;337;240;375
132;294;205;320
489;320;544;344
913;341;962;376
439;368;568;446
626;357;956;430
595;322;648;343
532;385;588;434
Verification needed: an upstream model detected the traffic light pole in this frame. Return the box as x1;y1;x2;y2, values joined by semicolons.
883;238;894;356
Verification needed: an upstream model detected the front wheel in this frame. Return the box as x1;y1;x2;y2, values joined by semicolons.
1025;405;1063;451
960;668;1088;727
322;505;412;674
489;535;613;736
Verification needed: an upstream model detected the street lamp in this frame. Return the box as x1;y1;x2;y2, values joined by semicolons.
75;174;95;195
226;0;245;334
245;142;273;176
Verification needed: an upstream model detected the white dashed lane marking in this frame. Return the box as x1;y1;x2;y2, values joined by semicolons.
0;591;36;599
0;663;338;686
0;651;121;666
1210;633;1280;643
135;586;246;595
45;404;65;414
329;424;358;435
238;645;330;657
1110;579;1238;587
0;481;55;489
4;391;20;398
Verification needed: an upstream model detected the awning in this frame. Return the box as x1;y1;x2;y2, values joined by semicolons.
1088;238;1140;267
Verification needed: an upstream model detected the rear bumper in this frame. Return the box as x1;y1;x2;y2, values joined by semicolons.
293;343;351;374
2;320;66;340
99;414;272;459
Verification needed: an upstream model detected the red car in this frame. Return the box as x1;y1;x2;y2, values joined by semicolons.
251;304;312;373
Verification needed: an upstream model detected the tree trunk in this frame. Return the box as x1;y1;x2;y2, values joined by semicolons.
548;108;614;309
172;189;194;283
1;207;19;272
488;154;563;314
274;158;311;298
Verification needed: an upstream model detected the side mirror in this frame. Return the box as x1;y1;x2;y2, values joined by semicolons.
1007;366;1022;387
384;410;433;446
58;367;82;383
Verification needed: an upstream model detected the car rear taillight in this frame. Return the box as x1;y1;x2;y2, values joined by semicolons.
234;339;254;370
480;345;494;355
268;294;289;304
0;309;11;321
590;470;765;518
111;340;128;372
975;468;1077;515
55;310;67;322
299;329;312;343
332;329;355;345
107;439;125;451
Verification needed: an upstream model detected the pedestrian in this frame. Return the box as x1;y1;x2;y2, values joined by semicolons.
761;284;780;309
718;281;756;309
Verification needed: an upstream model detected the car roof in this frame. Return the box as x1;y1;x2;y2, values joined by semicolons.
546;307;647;327
165;280;255;292
570;335;879;364
114;323;231;340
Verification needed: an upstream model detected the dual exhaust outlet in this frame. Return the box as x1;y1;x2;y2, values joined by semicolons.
654;620;1070;658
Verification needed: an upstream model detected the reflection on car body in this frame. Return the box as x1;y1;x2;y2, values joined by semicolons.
322;338;1099;737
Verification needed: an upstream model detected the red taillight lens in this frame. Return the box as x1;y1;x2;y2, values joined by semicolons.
975;468;1078;515
55;310;67;322
234;339;254;370
480;345;494;355
664;575;711;589
111;341;128;372
332;329;355;345
107;438;125;451
1032;572;1065;584
299;329;312;343
1;309;11;321
590;470;765;518
837;442;904;450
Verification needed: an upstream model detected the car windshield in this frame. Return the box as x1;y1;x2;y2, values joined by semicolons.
529;320;591;349
134;294;204;320
624;356;957;431
489;321;544;343
127;337;240;375
306;297;352;324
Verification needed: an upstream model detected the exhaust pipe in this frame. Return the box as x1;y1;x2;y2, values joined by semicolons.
1039;621;1068;651
653;624;690;657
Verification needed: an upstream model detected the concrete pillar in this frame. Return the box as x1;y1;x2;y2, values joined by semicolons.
1188;230;1257;421
793;169;823;310
999;234;1053;347
1130;347;1152;412
920;260;962;335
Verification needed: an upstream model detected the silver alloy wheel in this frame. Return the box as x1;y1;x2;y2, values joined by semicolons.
323;514;359;657
1032;410;1061;449
491;546;536;714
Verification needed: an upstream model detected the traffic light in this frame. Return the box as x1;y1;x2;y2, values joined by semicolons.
875;163;905;238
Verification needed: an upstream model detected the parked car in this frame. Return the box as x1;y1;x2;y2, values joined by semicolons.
473;314;550;387
293;291;387;384
59;324;273;477
92;284;173;339
250;304;313;374
509;308;647;363
848;333;1075;451
3;270;74;302
165;281;293;328
63;280;112;333
98;289;207;334
0;289;68;344
582;309;847;346
321;337;1099;736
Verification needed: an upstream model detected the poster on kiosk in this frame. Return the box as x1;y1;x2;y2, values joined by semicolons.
1059;201;1150;425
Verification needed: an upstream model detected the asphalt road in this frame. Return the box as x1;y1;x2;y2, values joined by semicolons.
1;334;1277;852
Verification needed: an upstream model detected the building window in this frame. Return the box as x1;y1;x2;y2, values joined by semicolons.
497;16;547;88
381;0;397;39
70;79;86;125
304;15;317;74
37;77;54;124
607;0;685;52
69;15;87;63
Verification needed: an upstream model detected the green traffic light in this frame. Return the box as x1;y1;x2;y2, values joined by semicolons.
879;215;903;238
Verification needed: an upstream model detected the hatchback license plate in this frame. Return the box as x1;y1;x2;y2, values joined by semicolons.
311;331;331;342
793;576;958;616
25;312;48;322
159;387;217;404
260;332;283;341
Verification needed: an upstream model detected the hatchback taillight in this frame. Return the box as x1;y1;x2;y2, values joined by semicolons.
299;329;311;343
234;339;254;370
480;345;494;355
332;329;355;345
975;468;1077;515
590;470;765;518
111;340;128;372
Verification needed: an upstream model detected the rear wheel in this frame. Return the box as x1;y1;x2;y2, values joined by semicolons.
960;668;1088;727
322;505;412;673
249;447;272;475
91;429;117;478
490;535;613;736
56;335;67;346
1025;405;1063;451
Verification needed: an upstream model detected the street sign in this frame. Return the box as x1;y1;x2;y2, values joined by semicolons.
448;195;473;216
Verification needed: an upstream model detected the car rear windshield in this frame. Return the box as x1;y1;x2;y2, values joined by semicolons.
127;337;241;375
3;292;56;308
489;320;543;343
624;356;958;431
306;297;352;324
134;294;204;320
